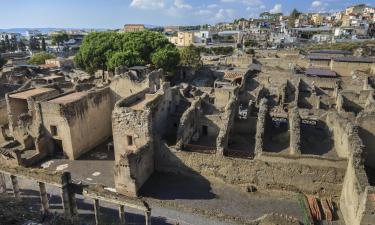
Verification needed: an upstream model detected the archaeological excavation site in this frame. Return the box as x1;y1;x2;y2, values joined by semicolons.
0;47;375;225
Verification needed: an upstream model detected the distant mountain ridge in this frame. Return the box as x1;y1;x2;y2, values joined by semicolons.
0;28;109;35
0;25;159;35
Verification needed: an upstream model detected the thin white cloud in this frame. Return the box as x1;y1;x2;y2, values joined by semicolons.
130;0;165;9
194;9;213;16
311;1;323;8
215;8;236;21
207;4;219;9
270;4;282;13
309;0;329;12
174;0;192;9
221;0;264;7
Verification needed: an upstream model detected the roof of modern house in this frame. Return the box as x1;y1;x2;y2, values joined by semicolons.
305;68;337;77
309;49;352;55
332;57;375;63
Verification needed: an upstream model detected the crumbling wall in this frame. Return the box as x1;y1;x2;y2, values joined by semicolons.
156;143;346;196
114;144;153;197
214;88;235;109
216;96;237;155
0;100;9;125
331;61;373;77
289;108;301;155
356;112;375;170
109;69;163;106
175;98;202;150
337;113;375;225
40;88;112;159
326;112;353;158
254;98;268;157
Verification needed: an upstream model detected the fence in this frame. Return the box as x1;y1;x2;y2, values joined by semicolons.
0;165;151;225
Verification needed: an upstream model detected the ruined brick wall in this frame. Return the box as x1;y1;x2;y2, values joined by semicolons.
326;112;356;159
254;98;268;157
176;98;202;150
331;61;373;77
289;107;301;155
216;96;237;155
336;113;375;225
356;112;375;170
155;143;346;196
40;88;112;159
112;102;153;197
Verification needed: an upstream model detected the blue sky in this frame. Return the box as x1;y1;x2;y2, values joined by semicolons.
0;0;373;28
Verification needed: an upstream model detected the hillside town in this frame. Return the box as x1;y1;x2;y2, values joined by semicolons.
0;2;375;225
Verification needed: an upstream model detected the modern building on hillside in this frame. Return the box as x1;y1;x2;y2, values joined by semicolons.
123;24;145;32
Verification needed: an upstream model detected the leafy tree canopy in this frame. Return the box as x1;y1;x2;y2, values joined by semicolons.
74;31;180;73
179;45;202;69
27;52;55;65
51;33;70;45
0;55;6;68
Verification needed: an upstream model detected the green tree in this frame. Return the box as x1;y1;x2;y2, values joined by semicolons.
107;51;144;70
0;55;6;68
41;37;46;51
179;45;201;69
27;52;54;65
52;33;69;46
75;30;180;74
244;39;258;47
29;37;40;51
151;45;180;71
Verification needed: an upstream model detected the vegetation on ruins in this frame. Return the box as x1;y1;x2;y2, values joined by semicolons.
74;31;180;73
307;40;375;54
199;46;234;56
179;45;202;69
51;33;69;46
27;52;55;65
244;39;258;48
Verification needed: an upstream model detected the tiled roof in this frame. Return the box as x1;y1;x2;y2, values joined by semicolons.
305;68;337;77
333;57;375;63
223;71;245;80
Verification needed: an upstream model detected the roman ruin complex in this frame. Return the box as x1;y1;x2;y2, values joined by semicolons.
0;49;374;225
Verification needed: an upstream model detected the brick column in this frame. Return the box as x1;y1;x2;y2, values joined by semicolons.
94;199;100;225
60;172;78;222
119;205;125;224
38;182;49;215
0;173;6;193
10;175;20;200
145;209;151;225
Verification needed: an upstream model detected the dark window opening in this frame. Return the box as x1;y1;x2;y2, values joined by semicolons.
127;135;133;146
51;125;58;136
202;125;208;136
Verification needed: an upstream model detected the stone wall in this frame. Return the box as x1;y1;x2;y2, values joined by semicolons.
331;61;373;77
254;98;268;157
326;112;353;159
289;107;301;155
155;143;346;196
216;96;237;155
175;98;202;149
40;88;112;159
356;112;375;169
336;112;375;225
